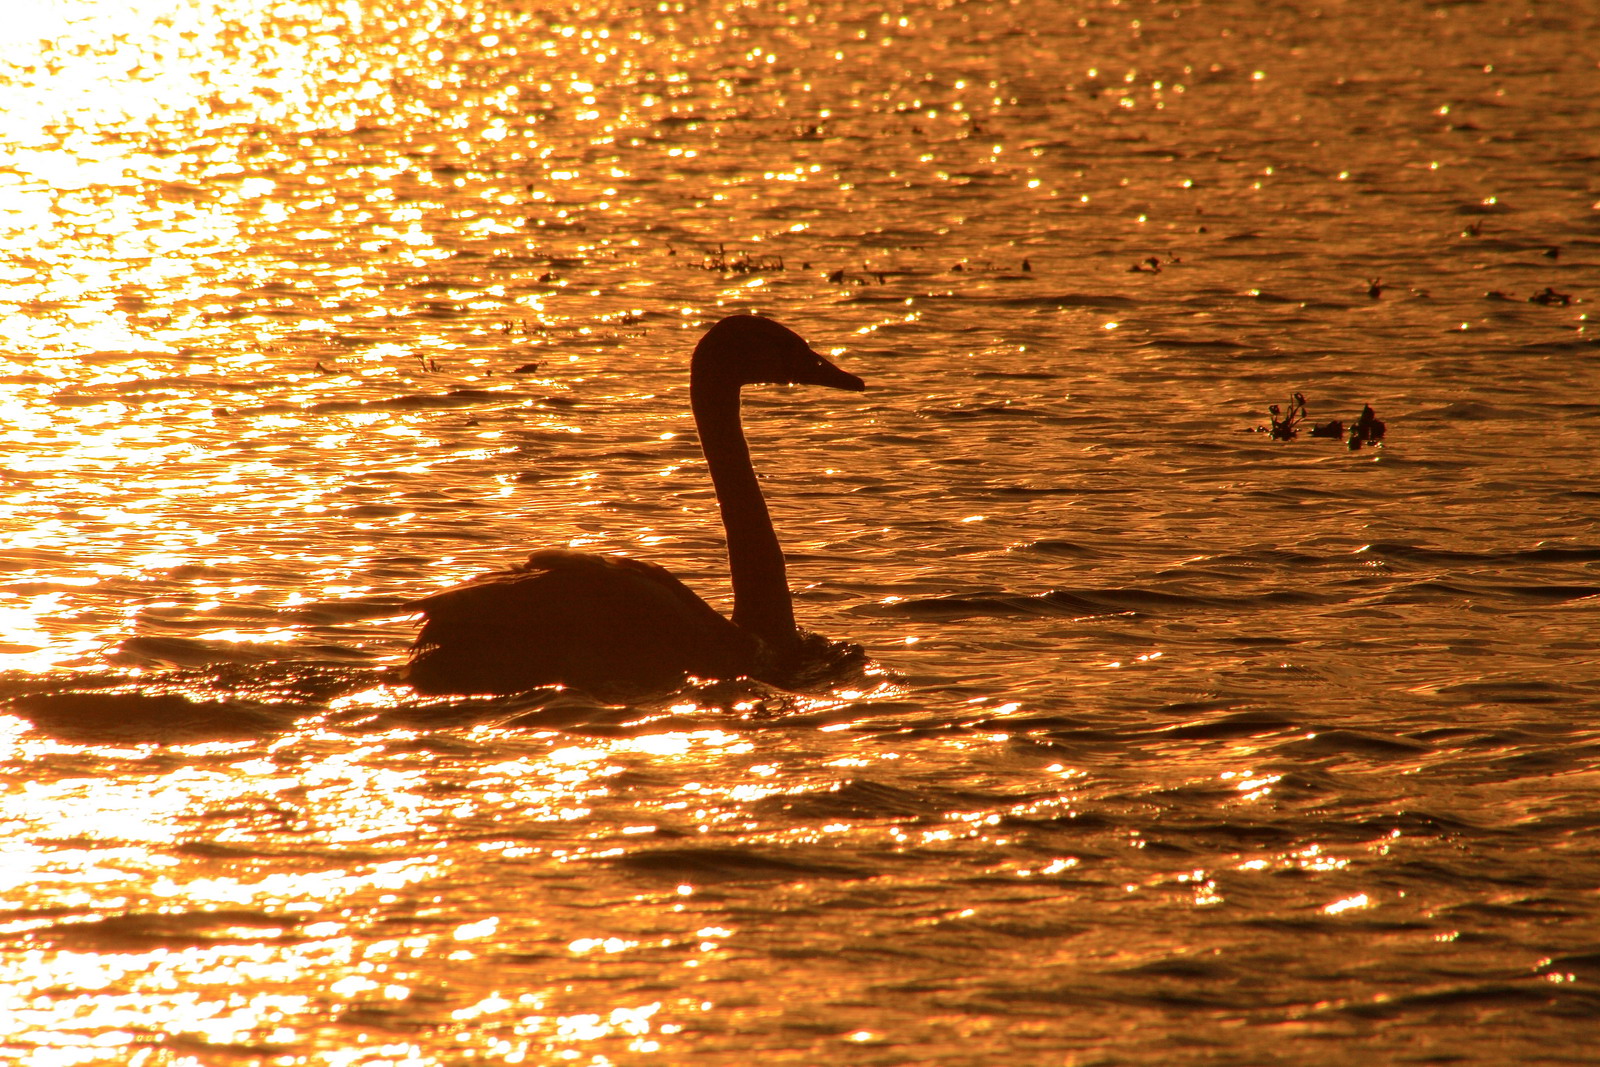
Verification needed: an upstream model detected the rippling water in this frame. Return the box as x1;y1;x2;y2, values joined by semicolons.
4;0;1599;1062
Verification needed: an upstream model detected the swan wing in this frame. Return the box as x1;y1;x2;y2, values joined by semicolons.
404;550;763;696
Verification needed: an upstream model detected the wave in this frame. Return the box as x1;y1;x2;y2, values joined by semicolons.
609;845;868;882
1360;541;1600;564
869;584;1329;619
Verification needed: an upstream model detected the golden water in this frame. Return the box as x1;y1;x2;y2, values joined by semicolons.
3;1;1599;1063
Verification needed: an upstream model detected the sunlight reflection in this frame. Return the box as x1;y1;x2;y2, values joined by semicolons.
0;709;687;1062
1324;893;1371;916
1221;769;1281;802
1236;843;1349;875
0;0;1587;1059
569;937;638;955
0;939;345;1063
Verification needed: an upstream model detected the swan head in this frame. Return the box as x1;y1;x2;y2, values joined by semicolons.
693;315;865;392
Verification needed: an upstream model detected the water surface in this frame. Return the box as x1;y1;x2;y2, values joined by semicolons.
3;1;1599;1063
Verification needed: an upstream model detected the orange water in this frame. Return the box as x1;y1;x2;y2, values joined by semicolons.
3;1;1599;1063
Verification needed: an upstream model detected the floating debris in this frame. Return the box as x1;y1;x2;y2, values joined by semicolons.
1129;252;1181;274
511;362;542;374
1259;394;1385;450
830;260;1027;284
827;266;921;285
1347;405;1386;450
1367;277;1385;299
697;243;785;273
949;260;1022;274
1528;286;1572;306
1267;392;1308;440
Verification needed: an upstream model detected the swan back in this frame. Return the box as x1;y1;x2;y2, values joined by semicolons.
406;550;763;696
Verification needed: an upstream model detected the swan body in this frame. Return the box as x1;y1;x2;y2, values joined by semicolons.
404;315;865;696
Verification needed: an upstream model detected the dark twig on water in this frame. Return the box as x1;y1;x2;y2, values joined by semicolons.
1267;392;1308;440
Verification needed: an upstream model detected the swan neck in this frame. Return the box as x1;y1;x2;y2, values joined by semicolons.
690;375;798;652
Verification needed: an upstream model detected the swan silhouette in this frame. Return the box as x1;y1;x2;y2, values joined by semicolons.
404;314;866;696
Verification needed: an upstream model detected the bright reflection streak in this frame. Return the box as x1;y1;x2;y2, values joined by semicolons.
0;719;694;1062
0;0;613;674
1325;893;1371;915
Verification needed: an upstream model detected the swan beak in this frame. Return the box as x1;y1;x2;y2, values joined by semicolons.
796;348;867;392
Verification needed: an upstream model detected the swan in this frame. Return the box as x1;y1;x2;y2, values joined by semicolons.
403;314;866;696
